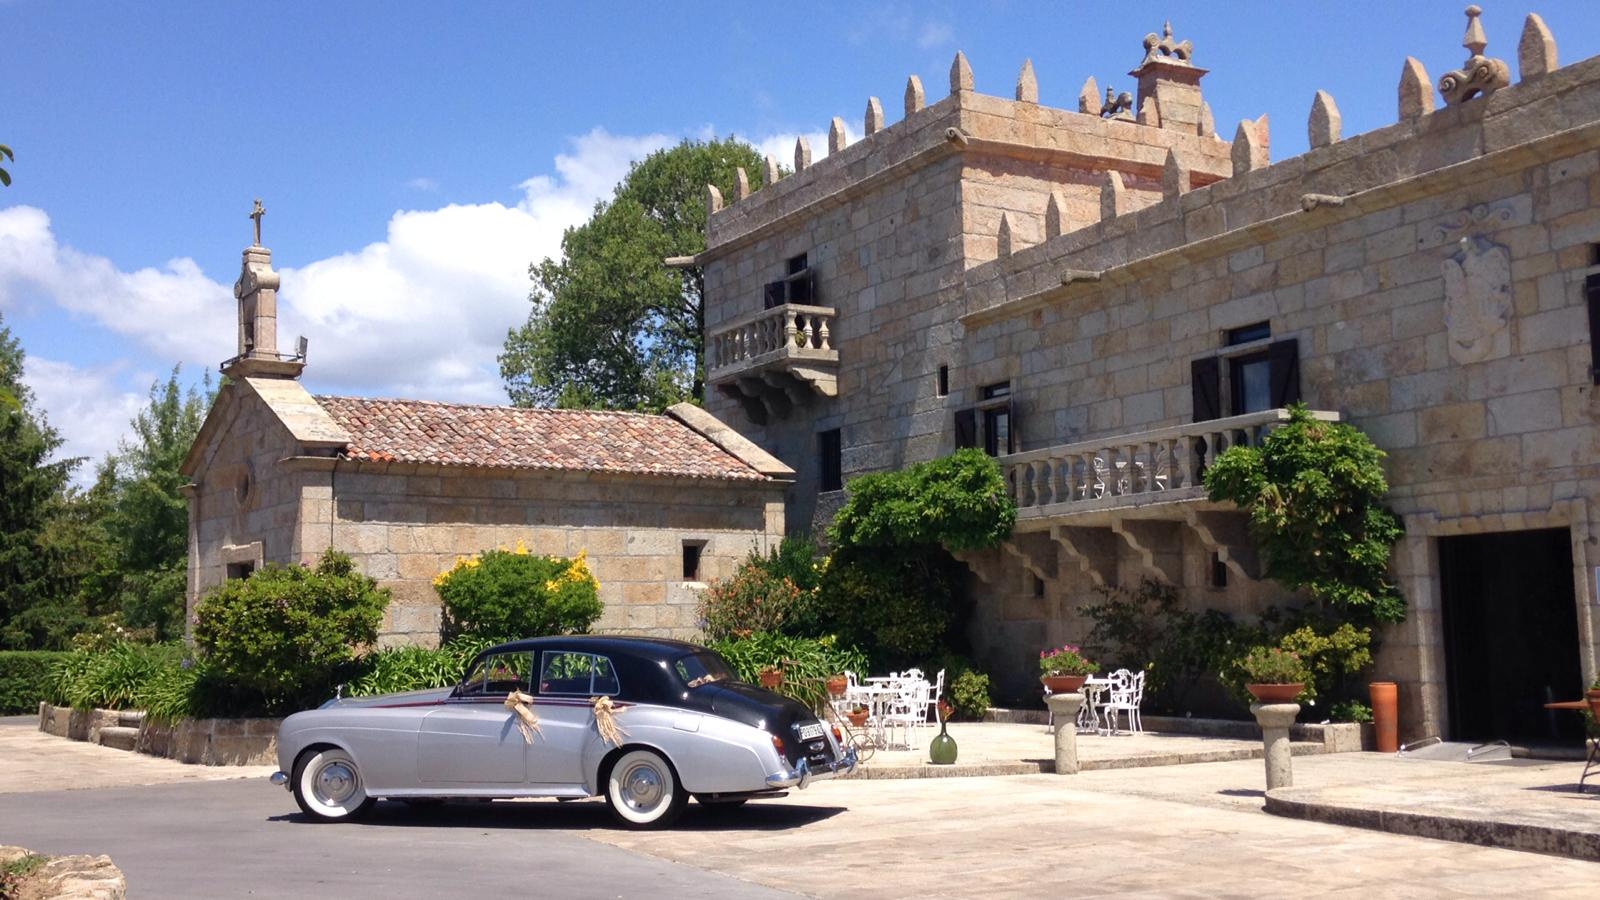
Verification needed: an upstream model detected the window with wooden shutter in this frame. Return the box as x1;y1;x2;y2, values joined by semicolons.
1267;339;1301;407
1191;357;1221;422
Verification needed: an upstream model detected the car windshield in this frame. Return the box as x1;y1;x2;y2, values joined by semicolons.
674;651;736;688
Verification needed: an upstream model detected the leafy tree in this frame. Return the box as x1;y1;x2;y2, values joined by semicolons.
0;143;12;187
828;449;1017;551
0;314;79;649
500;137;767;411
1204;403;1406;624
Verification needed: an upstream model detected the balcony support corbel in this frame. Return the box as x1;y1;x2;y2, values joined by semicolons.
1050;525;1118;589
1182;509;1262;581
1110;518;1184;585
951;547;1002;585
1002;532;1059;586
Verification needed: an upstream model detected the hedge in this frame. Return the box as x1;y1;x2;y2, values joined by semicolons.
0;651;69;714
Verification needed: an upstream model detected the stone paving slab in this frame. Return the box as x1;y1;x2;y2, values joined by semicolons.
0;718;275;794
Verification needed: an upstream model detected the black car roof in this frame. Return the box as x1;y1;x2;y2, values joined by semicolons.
481;634;710;661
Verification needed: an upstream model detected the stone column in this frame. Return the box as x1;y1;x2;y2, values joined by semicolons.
1250;702;1300;789
1044;693;1087;774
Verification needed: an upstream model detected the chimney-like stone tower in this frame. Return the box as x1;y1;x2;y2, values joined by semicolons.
224;199;304;380
1129;21;1208;136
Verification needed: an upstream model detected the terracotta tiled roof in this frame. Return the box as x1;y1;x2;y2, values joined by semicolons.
313;395;769;481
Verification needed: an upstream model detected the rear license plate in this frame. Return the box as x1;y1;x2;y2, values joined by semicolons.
798;722;824;741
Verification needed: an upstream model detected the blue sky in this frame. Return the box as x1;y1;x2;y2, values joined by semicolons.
2;1;1596;475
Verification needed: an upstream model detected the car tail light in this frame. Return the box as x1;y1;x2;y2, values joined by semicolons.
771;734;785;754
830;724;842;743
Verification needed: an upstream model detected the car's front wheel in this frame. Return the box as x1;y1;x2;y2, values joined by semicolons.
293;747;376;823
604;749;687;828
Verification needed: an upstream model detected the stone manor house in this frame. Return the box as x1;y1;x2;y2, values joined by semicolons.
691;9;1600;743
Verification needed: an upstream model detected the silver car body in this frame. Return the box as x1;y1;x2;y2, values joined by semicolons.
273;638;854;800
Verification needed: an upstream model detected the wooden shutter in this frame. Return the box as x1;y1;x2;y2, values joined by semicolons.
1191;357;1221;422
1267;339;1301;407
763;281;785;309
1586;273;1600;385
954;408;977;449
1007;398;1019;454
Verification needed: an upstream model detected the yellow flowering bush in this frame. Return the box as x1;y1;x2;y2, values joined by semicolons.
434;543;601;642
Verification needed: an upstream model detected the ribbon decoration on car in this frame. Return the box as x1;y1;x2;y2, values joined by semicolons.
591;695;628;746
504;690;542;744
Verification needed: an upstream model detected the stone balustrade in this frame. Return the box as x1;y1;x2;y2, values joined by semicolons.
707;303;837;375
1002;408;1339;517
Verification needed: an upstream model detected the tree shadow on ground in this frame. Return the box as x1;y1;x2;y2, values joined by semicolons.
269;797;845;831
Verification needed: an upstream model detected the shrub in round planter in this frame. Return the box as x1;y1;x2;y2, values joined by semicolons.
1038;644;1097;693
435;546;601;643
1238;646;1310;703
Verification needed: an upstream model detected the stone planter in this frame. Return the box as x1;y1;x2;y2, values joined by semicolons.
38;702;279;766
1246;682;1304;704
1041;674;1088;693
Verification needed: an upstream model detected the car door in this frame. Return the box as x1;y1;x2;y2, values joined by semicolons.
526;650;621;787
416;650;532;785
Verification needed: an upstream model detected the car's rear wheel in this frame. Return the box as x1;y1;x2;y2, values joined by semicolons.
293;747;376;823
604;749;687;828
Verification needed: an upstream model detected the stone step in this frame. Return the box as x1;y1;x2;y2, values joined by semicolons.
97;726;139;752
116;710;145;728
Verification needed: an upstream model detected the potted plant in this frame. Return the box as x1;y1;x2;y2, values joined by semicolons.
1240;647;1309;703
825;673;849;697
929;698;957;765
758;665;783;690
845;704;870;728
1039;644;1097;693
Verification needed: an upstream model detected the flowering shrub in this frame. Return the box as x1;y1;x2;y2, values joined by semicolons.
696;563;803;640
1038;644;1097;677
1237;646;1309;684
435;542;601;642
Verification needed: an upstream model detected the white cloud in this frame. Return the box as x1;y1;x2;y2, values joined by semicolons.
19;356;145;478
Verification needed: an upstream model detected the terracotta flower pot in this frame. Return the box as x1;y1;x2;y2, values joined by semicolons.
1246;682;1304;703
758;670;783;690
1369;681;1399;753
825;675;848;697
1586;688;1600;718
1041;674;1088;694
845;709;869;728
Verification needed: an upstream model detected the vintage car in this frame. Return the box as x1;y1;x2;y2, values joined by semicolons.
270;635;856;827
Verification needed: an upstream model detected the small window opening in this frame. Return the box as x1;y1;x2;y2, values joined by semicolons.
787;253;809;275
818;428;843;492
1209;553;1228;588
1590;243;1600;266
937;365;949;397
1032;573;1046;597
981;381;1011;400
682;541;705;581
1226;321;1271;346
1230;352;1273;414
226;561;255;581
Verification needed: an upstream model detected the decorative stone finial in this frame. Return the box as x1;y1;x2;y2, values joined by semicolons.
1517;13;1557;82
1309;90;1342;148
828;117;847;154
1100;170;1130;220
1231;115;1269;176
227;198;296;380
865;96;885;135
1045;190;1066;239
1078;76;1100;114
1016;59;1038;103
249;198;266;247
1162;149;1190;200
763;155;781;187
1137;96;1160;127
950;51;974;93
1199;101;1217;138
1100;86;1135;121
794;136;812;172
705;183;723;214
1399;57;1435;120
996;213;1014;257
905;75;925;116
734;167;750;201
1440;5;1510;104
1139;20;1193;68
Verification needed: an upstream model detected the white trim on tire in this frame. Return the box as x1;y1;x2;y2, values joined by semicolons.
605;749;686;828
294;747;374;822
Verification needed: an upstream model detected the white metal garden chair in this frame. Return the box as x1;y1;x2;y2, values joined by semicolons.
1099;670;1145;735
879;679;928;750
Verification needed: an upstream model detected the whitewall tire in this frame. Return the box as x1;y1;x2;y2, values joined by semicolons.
605;749;687;828
293;747;376;822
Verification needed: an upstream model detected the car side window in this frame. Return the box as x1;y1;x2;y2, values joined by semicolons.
457;651;531;698
539;651;620;696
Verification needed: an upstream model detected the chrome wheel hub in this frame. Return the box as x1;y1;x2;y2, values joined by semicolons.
314;761;358;805
621;763;663;811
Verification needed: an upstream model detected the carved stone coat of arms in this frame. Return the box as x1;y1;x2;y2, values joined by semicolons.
1441;234;1512;365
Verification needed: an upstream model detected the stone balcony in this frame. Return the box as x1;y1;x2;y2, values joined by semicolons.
958;408;1339;589
707;303;838;423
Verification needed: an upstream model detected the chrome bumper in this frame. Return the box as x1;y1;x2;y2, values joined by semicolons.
765;745;857;789
270;771;289;790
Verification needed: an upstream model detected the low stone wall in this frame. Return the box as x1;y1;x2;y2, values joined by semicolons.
1;844;125;899
37;703;279;766
984;707;1373;753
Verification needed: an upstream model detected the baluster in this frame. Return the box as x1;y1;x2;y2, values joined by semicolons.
801;313;816;350
1081;451;1097;501
1044;458;1059;506
783;309;798;350
818;314;832;351
1121;444;1136;494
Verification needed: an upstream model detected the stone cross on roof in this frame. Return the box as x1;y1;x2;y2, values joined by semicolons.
249;198;265;246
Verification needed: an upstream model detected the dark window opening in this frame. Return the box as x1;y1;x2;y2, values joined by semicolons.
983;406;1012;456
226;561;254;581
981;381;1011;400
1586;273;1600;385
1590;243;1600;266
818;429;842;492
1209;553;1228;588
763;281;786;309
937;365;949;397
1032;574;1045;597
954;408;978;449
1230;352;1273;415
682;542;705;581
1226;321;1272;346
787;253;808;275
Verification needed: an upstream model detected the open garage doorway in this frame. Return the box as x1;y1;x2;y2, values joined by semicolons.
1438;528;1584;744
